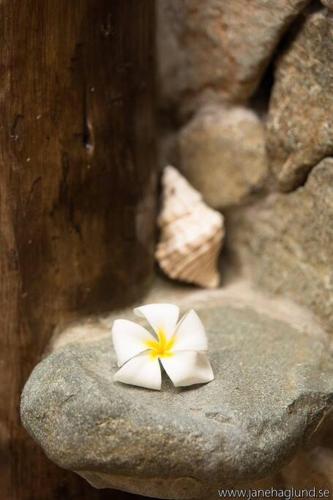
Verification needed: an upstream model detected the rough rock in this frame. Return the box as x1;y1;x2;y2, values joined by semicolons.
281;448;333;492
157;0;310;114
229;158;333;335
21;303;333;499
179;105;268;209
267;8;333;190
321;0;333;11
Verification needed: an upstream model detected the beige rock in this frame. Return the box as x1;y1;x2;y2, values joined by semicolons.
229;158;333;334
157;0;310;114
179;105;268;209
321;0;333;10
267;9;333;191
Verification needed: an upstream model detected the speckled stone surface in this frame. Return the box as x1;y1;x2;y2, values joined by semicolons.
229;159;333;337
21;305;333;499
267;8;333;190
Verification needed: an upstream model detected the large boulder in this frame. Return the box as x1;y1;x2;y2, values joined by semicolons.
157;0;310;114
179;105;268;209
267;8;333;190
21;301;333;499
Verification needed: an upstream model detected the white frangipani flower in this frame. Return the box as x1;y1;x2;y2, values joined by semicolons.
112;303;214;390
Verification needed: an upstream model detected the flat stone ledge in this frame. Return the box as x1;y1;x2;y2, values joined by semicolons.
21;300;333;499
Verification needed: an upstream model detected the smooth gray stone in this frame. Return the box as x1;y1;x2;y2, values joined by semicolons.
21;305;333;499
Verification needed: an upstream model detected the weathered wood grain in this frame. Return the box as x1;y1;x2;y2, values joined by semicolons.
0;1;156;498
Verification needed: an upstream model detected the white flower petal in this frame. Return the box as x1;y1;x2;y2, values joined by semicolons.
112;319;155;367
173;309;208;352
134;303;179;339
161;351;214;387
113;351;161;390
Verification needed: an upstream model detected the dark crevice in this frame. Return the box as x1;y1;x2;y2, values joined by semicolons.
249;59;275;119
82;87;94;155
274;0;322;64
9;114;24;141
285;154;333;193
250;0;322;120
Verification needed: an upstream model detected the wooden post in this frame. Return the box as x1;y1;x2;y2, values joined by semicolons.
0;1;156;498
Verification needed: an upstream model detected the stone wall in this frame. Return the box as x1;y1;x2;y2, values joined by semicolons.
157;0;333;336
157;2;333;493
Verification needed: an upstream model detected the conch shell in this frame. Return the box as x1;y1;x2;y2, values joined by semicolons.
155;166;224;288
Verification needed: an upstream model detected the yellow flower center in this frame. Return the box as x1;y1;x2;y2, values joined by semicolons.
145;328;175;359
